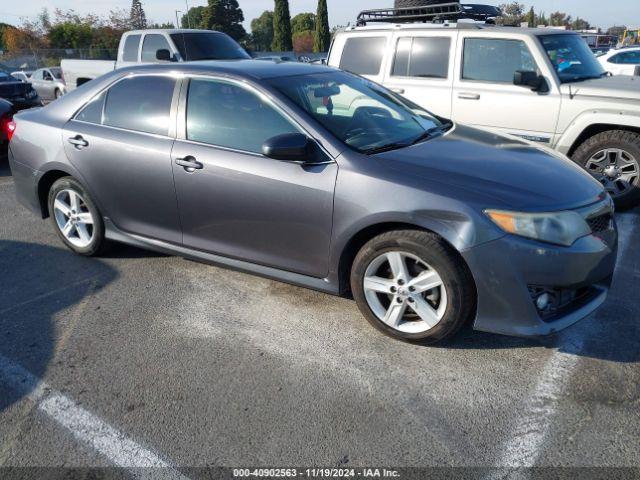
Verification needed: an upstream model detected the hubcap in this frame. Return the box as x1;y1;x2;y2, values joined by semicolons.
363;251;448;334
585;148;639;198
53;189;95;248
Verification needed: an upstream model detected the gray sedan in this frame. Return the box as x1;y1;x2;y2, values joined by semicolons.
7;61;618;343
30;67;66;101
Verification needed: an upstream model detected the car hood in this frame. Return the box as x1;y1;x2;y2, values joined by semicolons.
560;75;640;102
377;124;606;211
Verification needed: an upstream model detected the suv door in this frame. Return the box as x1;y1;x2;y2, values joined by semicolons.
62;74;182;244
382;31;457;118
451;34;561;144
171;76;338;278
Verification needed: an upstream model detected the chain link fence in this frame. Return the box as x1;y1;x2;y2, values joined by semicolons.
0;48;117;71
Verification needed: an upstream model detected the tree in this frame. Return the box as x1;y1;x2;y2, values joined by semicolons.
525;7;535;28
202;0;246;41
314;0;330;52
549;11;571;28
48;22;93;49
181;6;206;29
292;13;315;35
130;0;147;30
272;0;293;51
571;17;590;31
496;2;526;26
293;30;314;53
251;10;274;51
538;12;548;26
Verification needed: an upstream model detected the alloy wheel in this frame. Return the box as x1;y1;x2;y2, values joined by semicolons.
585;148;639;198
53;189;95;248
363;251;448;334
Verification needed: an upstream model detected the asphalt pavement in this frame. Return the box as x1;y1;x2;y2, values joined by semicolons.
0;155;638;477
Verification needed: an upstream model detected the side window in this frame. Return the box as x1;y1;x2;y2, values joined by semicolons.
122;34;141;62
43;70;53;81
618;51;640;64
141;34;172;62
608;54;621;64
186;78;299;154
33;69;43;80
392;37;451;78
339;37;387;75
75;92;106;124
462;38;537;83
103;76;176;135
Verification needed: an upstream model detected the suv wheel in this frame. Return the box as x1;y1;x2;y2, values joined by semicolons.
573;130;640;209
48;177;106;256
351;230;475;344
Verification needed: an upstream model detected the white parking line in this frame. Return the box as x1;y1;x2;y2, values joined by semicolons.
0;354;189;479
493;212;638;469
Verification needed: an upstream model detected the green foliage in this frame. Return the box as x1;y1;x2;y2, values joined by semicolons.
130;0;147;29
292;13;315;35
48;22;93;49
0;23;16;50
496;2;526;25
202;0;247;41
251;10;274;51
549;11;572;27
525;7;535;27
571;17;591;31
182;6;206;29
314;0;330;53
293;30;314;53
273;0;293;51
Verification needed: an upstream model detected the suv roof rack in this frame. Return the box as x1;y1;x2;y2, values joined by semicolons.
356;2;502;26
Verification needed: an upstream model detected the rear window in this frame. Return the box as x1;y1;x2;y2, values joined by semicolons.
339;37;386;75
103;76;176;135
170;33;250;61
122;34;141;62
392;37;451;79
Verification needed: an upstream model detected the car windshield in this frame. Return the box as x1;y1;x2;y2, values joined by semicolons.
170;33;250;61
539;34;606;83
268;71;448;154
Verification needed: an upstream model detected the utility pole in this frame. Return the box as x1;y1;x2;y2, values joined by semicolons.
175;10;182;29
184;0;192;28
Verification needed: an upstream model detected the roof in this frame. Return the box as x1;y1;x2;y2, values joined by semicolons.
125;29;226;35
118;59;337;80
341;23;579;36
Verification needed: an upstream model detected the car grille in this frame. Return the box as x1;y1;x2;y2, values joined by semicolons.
587;213;613;234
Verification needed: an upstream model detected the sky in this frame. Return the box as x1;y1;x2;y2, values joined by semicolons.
1;0;638;31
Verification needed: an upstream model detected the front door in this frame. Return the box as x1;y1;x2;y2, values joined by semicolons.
451;35;562;144
171;77;337;278
63;74;182;244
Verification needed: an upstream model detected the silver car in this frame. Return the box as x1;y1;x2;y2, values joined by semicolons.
30;67;66;101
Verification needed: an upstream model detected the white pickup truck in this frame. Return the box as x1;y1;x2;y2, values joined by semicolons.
62;29;249;90
330;20;640;208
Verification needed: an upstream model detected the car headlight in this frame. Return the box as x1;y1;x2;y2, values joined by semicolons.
485;209;591;247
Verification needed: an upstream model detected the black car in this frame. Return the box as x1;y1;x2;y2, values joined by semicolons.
0;71;42;110
1;98;14;155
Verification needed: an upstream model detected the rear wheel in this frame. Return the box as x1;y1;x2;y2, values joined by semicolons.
572;130;640;209
48;177;106;256
54;89;63;100
350;230;476;344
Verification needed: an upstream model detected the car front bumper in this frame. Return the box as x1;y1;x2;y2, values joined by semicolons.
462;224;618;338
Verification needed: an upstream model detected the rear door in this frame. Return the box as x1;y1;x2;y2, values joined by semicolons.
170;76;337;278
382;31;457;118
63;74;182;243
451;34;562;144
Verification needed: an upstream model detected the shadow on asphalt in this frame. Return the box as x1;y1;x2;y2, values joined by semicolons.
0;155;10;178
0;240;118;412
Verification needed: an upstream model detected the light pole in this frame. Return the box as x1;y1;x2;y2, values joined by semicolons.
184;0;192;28
175;10;182;29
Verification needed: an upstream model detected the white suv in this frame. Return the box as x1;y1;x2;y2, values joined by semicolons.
329;23;640;208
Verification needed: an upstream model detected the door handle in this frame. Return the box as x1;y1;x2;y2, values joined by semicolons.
390;87;405;94
175;156;203;172
458;92;481;100
68;135;89;149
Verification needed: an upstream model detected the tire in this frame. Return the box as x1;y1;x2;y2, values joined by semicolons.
47;176;107;256
394;0;457;7
54;89;62;100
572;130;640;210
350;230;476;344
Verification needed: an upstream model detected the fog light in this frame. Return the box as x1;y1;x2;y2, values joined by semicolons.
536;293;551;311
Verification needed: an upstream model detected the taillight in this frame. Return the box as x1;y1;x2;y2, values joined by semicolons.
3;118;16;142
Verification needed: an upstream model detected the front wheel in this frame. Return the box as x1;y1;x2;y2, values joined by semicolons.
572;130;640;209
48;177;107;256
350;230;476;344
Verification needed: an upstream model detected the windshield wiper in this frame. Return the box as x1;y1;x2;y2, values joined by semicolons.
409;122;453;146
363;141;412;155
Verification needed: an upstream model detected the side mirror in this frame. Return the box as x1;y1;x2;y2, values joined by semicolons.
514;70;548;93
156;49;174;62
262;133;313;162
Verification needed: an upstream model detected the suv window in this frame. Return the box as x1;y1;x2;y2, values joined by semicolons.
392;37;450;78
340;37;386;75
186;78;299;154
462;38;537;83
75;92;106;124
103;76;176;135
141;34;172;62
122;34;141;62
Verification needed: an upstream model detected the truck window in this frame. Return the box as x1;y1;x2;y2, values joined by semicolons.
122;34;141;62
392;37;451;78
103;76;176;136
169;32;250;61
462;38;537;83
141;34;172;62
339;37;387;76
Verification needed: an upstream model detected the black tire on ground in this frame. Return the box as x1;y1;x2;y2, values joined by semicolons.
47;176;108;256
394;0;458;7
54;89;62;99
572;130;640;210
350;230;476;344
